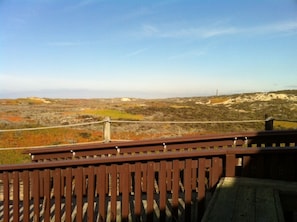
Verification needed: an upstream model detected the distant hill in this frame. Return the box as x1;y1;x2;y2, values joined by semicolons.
1;90;297;164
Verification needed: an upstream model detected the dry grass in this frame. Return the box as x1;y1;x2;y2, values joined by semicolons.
274;120;297;129
0;128;103;148
0;149;31;165
0;90;296;164
209;97;229;104
81;109;144;120
0;113;24;122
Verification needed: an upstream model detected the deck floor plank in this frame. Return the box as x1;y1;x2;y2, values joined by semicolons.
201;177;296;222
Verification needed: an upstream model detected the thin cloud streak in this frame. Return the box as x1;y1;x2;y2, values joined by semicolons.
159;27;237;38
63;0;98;12
47;41;94;46
142;24;159;36
125;48;148;57
168;50;205;60
140;20;297;39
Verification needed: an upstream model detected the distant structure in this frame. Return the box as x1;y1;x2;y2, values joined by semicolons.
216;89;219;96
121;97;131;102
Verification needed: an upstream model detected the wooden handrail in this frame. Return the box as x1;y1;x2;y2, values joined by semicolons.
1;130;297;221
23;129;297;161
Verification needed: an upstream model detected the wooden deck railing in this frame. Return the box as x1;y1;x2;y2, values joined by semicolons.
25;130;297;162
1;130;297;221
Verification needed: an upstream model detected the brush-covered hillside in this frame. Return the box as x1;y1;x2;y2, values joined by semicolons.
0;90;297;164
0;90;297;148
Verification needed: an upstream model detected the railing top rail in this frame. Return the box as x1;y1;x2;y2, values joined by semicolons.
3;146;297;172
24;129;297;155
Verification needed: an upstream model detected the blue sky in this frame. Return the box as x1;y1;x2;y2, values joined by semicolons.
1;0;297;98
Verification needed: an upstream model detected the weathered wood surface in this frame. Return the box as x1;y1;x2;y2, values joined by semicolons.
202;177;297;222
1;129;297;221
0;192;202;222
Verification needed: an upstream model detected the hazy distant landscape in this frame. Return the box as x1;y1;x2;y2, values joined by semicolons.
1;90;297;155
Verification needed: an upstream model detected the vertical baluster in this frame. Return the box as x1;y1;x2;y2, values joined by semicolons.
98;165;106;222
75;167;83;221
210;157;221;189
12;171;20;222
134;162;142;220
32;170;40;222
172;159;179;220
65;168;73;222
121;163;130;221
3;172;10;222
87;166;95;222
198;158;206;221
110;164;117;221
43;169;51;222
54;168;61;221
226;154;236;177
22;171;30;222
147;161;154;222
159;161;167;221
184;159;192;221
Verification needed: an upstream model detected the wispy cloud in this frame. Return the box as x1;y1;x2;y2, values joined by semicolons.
247;20;297;35
63;0;98;11
140;23;238;39
140;20;297;39
125;48;148;57
142;24;159;36
168;50;205;60
121;7;154;21
47;41;93;46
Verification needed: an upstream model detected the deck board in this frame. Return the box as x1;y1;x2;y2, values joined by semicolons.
202;177;297;222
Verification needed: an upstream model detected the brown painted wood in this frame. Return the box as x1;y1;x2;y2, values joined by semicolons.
146;161;154;221
25;130;297;162
242;155;251;176
184;159;192;221
32;170;40;222
191;160;198;190
159;160;167;220
22;171;30;222
54;168;61;221
43;169;51;222
110;164;117;221
12;171;20;222
198;158;206;221
75;167;83;221
87;166;95;222
172;159;180;220
134;162;142;218
121;163;130;221
3;172;9;222
65;168;73;222
225;154;236;177
97;165;107;222
210;157;221;189
1;130;297;221
166;161;173;191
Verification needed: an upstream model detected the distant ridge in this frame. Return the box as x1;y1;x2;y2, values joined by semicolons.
0;89;296;100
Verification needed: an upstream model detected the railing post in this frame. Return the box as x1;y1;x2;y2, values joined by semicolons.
225;153;236;177
103;116;111;143
265;116;274;131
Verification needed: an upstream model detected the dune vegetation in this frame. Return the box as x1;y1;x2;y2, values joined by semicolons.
0;90;297;164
